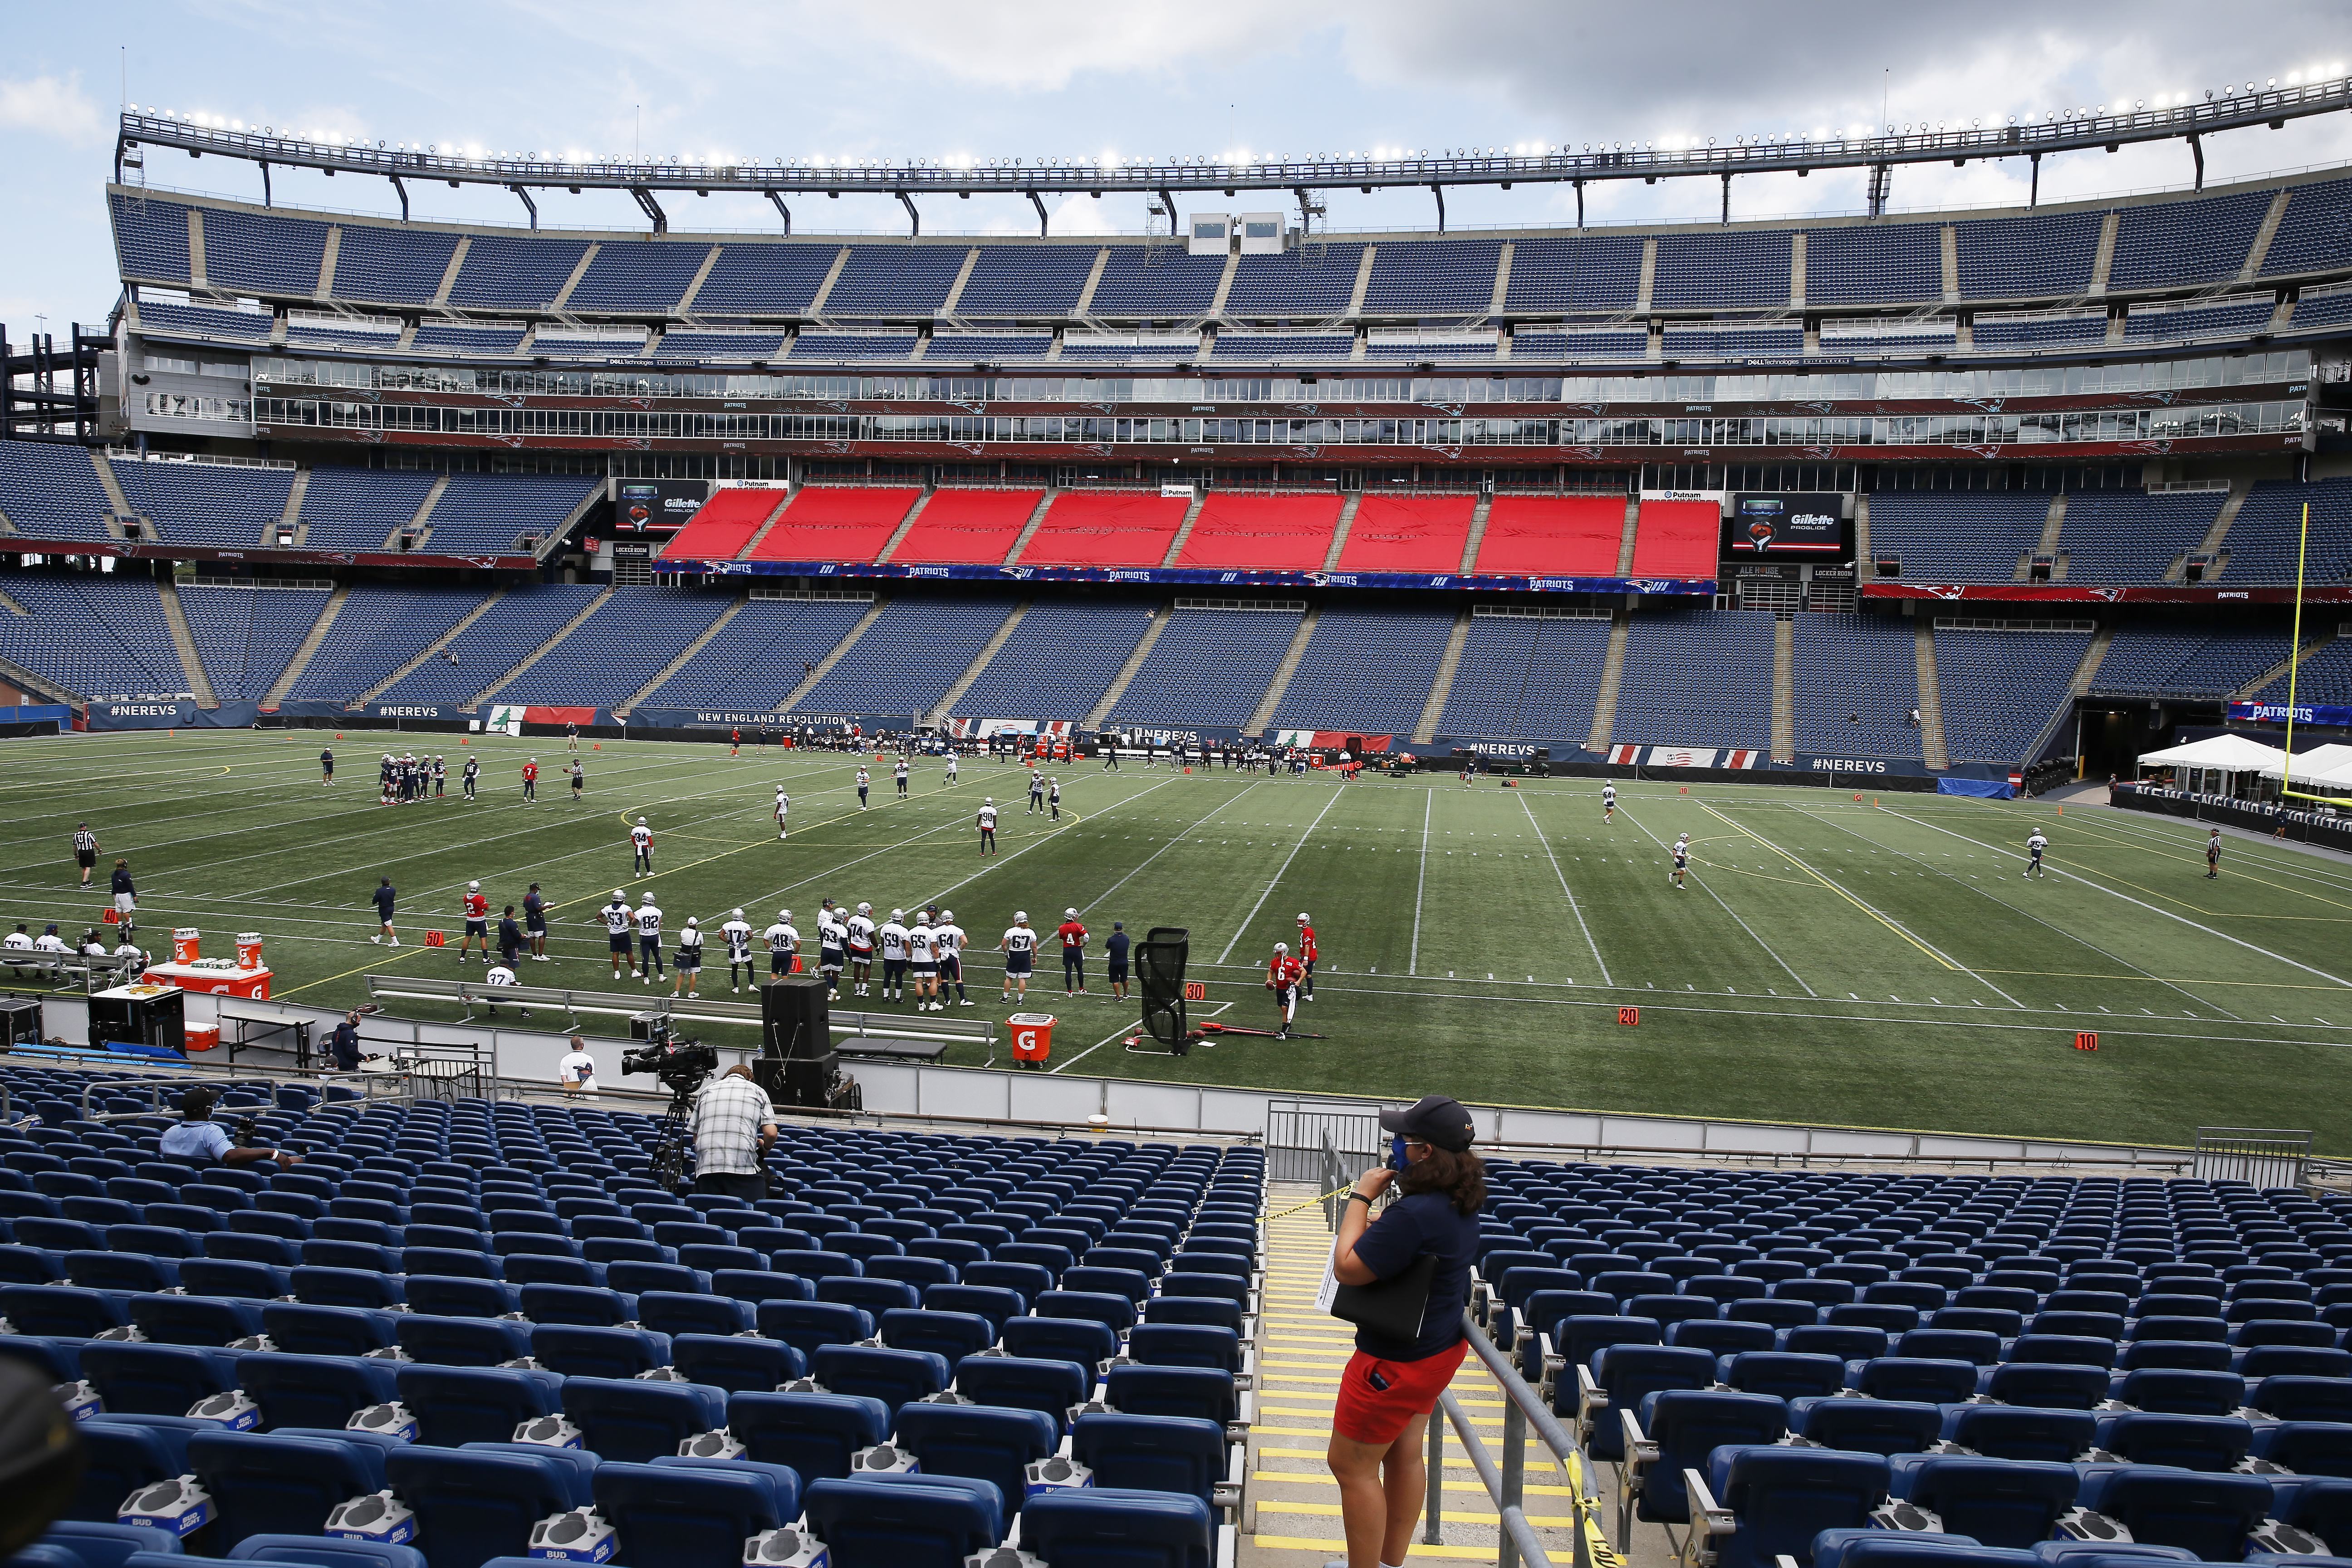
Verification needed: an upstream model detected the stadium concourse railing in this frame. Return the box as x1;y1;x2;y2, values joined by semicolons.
15;988;2218;1173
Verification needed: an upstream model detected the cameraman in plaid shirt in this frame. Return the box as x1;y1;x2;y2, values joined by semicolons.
689;1064;777;1201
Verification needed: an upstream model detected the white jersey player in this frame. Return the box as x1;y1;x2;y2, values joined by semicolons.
601;891;634;980
634;894;664;981
774;788;790;840
817;907;848;995
878;911;911;1001
845;902;877;997
630;817;654;876
935;909;970;1007
721;909;756;992
764;909;801;980
1000;911;1038;1002
907;914;941;1010
1602;783;1617;823
2024;831;2049;880
977;799;999;856
945;753;959;784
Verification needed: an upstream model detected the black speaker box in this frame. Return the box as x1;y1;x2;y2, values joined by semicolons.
761;976;831;1059
756;1053;839;1109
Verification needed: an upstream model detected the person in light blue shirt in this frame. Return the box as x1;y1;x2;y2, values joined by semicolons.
157;1087;299;1169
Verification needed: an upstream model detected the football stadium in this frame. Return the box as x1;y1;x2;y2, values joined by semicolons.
8;18;2352;1568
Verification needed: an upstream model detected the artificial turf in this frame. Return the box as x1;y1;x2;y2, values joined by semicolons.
7;729;2349;1152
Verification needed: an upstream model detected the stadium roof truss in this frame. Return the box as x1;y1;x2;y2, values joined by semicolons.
112;78;2352;236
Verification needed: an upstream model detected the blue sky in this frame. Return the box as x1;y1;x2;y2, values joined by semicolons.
5;1;2350;330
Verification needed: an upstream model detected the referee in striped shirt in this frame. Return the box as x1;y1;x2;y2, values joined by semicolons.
72;825;97;887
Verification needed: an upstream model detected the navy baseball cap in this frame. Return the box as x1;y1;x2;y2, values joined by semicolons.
1380;1095;1475;1152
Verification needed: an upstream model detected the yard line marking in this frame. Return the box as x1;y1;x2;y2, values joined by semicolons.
1219;784;1345;964
1793;804;2241;1021
1518;791;1610;988
902;775;1181;913
1618;803;1808;995
1882;805;2352;992
1410;789;1431;977
1052;997;1233;1073
1078;782;1263;918
1700;800;2022;1005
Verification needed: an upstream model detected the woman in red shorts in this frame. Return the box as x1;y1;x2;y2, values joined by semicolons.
1327;1094;1485;1568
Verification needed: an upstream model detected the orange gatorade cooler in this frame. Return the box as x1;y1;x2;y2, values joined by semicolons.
173;927;201;964
1009;1012;1056;1067
236;932;264;969
184;1024;220;1053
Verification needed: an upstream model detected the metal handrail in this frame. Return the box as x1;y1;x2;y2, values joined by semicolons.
1423;1312;1601;1568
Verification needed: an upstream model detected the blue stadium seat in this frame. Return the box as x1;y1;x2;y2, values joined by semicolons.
79;1343;238;1417
1583;1345;1715;1459
392;1365;564;1447
728;1390;892;1481
1894;1455;2083;1548
1789;1396;1944;1457
1809;1531;2035;1568
186;1429;392;1547
225;1536;423;1568
382;1444;593;1568
669;1333;804;1394
2073;1466;2278;1561
236;1353;402;1431
756;1299;872;1362
559;1376;726;1464
34;1521;186;1568
1632;1389;1789;1523
801;1473;1004;1568
66;1417;204;1523
892;1401;1057;1513
529;1324;669;1380
591;1457;801;1568
810;1344;949;1419
1721;1351;1848;1400
2095;1411;2256;1472
397;1314;535;1367
1700;1445;1890;1568
257;1303;398;1358
1939;1405;2098;1464
956;1356;1092;1435
1002;1317;1121;1372
2254;1422;2352;1479
1067;1414;1232;1514
1020;1488;1216;1568
125;1293;262;1348
1102;1365;1237;1426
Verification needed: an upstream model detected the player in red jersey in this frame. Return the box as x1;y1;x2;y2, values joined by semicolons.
1294;912;1318;1003
460;881;490;964
521;758;540;801
1266;942;1304;1039
1056;908;1088;996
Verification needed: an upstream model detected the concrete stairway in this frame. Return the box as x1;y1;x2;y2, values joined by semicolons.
353;589;509;706
1086;603;1172;729
262;584;350;708
1412;608;1475;743
926;600;1030;726
618;597;750;714
155;579;218;707
1246;608;1324;733
775;598;888;711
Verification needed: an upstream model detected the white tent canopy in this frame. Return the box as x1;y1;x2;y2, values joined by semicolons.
2136;733;2290;771
2258;743;2352;785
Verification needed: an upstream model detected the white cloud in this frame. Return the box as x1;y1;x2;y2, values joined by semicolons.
0;73;108;147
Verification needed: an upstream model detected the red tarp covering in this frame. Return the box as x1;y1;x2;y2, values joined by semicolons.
745;486;921;562
657;488;783;561
1335;495;1476;574
1016;492;1192;568
888;489;1045;566
1471;495;1626;576
1629;499;1723;578
1174;493;1345;571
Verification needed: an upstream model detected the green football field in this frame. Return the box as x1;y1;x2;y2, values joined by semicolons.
5;728;2349;1153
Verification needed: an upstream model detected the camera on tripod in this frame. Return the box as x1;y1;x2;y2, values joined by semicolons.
620;1021;719;1094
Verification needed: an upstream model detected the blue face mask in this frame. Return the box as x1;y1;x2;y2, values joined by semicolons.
1389;1135;1411;1171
